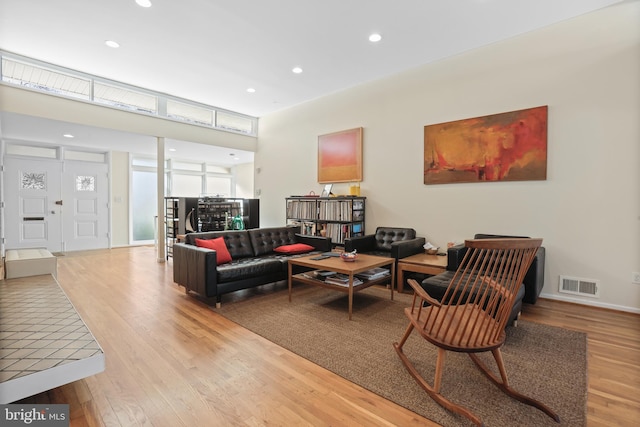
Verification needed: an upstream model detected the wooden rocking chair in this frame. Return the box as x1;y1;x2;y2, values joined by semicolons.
393;238;559;426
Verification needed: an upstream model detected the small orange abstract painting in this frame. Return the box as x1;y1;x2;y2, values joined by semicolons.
318;127;363;183
424;106;547;184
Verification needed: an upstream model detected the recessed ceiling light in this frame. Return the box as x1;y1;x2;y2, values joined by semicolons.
135;0;152;7
168;148;176;152
105;40;120;48
247;87;256;93
369;33;382;43
292;67;303;74
63;134;74;138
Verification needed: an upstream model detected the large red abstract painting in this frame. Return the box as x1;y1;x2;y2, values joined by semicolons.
318;127;363;183
424;106;547;185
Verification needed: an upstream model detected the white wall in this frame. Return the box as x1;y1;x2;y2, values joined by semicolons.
234;162;255;199
111;151;130;247
256;2;640;312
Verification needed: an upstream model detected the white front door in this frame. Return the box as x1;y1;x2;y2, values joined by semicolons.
4;157;64;252
61;161;109;251
4;156;110;253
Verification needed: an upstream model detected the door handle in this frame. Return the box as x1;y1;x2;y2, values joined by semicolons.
55;200;63;205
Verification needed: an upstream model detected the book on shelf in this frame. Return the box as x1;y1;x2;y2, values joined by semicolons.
355;267;390;280
324;274;363;286
300;270;337;281
313;270;337;279
324;273;349;283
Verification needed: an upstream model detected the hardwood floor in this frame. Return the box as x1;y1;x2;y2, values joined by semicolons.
14;246;640;426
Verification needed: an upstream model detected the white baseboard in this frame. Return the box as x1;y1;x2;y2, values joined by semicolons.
539;292;640;314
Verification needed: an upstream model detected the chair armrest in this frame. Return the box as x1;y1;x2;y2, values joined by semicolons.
344;234;377;253
407;278;442;308
390;237;426;260
446;244;467;271
295;234;332;252
173;243;218;297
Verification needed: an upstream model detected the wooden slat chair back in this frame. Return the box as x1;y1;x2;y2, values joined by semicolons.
394;238;559;426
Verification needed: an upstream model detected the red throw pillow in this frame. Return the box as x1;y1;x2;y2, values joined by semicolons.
274;243;315;254
195;238;232;265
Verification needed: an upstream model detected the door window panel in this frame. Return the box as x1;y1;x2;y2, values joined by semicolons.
21;172;46;190
76;175;95;191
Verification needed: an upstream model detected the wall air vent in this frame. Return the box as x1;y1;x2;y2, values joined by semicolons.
559;275;600;298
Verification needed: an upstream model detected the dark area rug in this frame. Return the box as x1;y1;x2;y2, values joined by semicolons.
218;284;587;426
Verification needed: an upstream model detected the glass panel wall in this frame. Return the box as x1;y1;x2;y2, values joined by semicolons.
167;100;214;126
131;169;157;242
205;176;232;197
172;174;202;197
94;81;158;114
131;156;237;244
1;52;258;136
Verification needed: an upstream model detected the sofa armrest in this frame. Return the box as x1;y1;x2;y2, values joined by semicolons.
173;242;218;297
446;244;467;271
523;246;545;304
390;237;426;260
295;233;332;252
344;234;377;253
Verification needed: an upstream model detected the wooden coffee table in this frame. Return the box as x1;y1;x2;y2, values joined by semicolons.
288;254;395;320
397;252;447;293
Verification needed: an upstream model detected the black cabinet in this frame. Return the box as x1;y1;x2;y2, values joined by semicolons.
165;197;259;258
197;198;241;232
196;198;260;232
165;197;198;258
242;198;260;229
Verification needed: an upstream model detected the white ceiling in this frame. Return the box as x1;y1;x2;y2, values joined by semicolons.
0;0;623;163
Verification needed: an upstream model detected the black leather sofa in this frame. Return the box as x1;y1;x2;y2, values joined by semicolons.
172;225;332;307
343;226;425;267
420;234;546;325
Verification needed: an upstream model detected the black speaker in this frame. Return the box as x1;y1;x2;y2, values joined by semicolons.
243;199;260;229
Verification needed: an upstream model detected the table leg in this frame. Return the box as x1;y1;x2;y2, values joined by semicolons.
348;274;354;320
397;265;406;294
288;263;293;302
390;262;395;301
